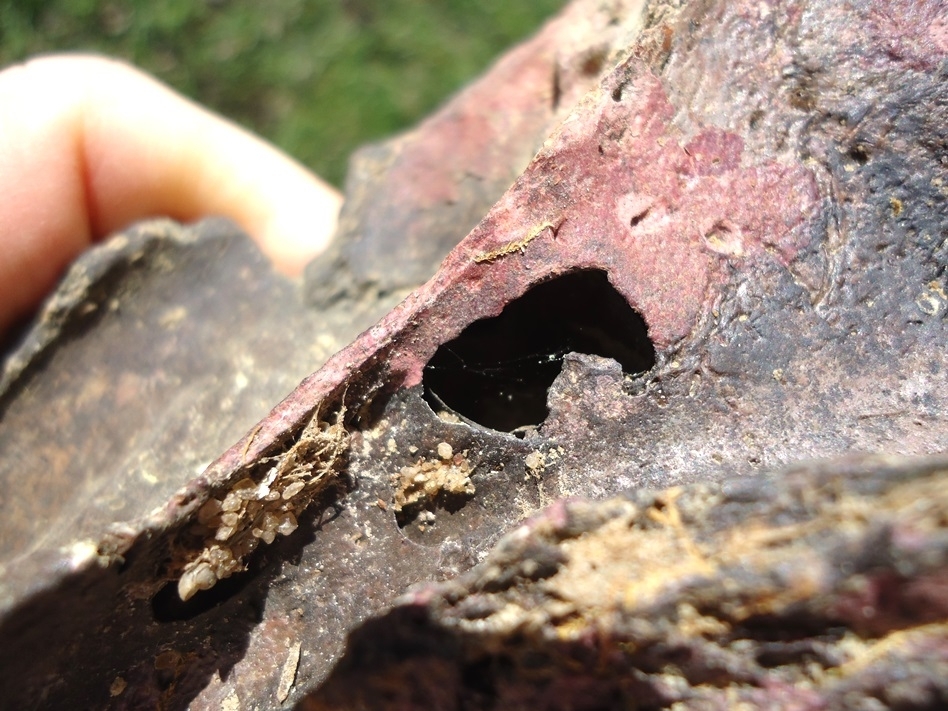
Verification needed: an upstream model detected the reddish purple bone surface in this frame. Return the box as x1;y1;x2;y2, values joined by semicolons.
382;21;554;209
324;0;646;295
208;55;818;486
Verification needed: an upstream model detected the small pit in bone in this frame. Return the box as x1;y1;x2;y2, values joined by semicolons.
391;443;475;528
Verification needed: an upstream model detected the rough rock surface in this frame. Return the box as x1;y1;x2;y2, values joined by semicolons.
0;0;946;708
304;455;948;710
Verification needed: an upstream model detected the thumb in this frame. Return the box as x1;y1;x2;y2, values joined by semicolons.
0;54;342;338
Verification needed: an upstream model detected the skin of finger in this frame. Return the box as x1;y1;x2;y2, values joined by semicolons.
0;54;342;338
0;60;92;335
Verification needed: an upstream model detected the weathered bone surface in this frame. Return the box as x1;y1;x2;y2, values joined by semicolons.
303;455;948;710
1;0;946;708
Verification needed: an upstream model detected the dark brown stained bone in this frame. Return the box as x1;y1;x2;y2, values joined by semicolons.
0;0;947;708
301;455;948;710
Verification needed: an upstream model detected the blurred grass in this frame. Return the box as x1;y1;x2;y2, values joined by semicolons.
0;0;566;186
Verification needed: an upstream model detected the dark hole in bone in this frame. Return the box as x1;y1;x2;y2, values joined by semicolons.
151;569;256;622
629;209;650;228
422;269;656;433
848;144;870;165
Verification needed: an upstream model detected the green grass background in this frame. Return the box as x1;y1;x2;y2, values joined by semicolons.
0;1;565;186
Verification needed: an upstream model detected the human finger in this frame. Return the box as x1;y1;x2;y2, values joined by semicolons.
0;53;342;338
